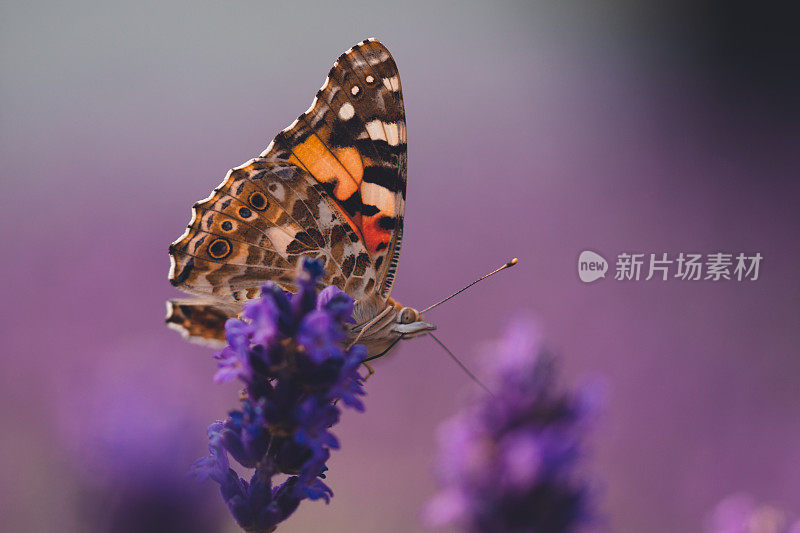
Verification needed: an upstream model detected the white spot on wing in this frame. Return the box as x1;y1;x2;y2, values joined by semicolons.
382;76;400;91
317;200;336;228
365;120;401;145
351;85;360;96
365;120;387;142
361;182;396;215
366;75;374;83
270;183;285;202
266;227;296;257
350;55;367;68
338;102;355;120
384;122;400;146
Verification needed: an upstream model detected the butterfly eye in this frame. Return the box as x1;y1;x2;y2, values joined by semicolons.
399;307;417;324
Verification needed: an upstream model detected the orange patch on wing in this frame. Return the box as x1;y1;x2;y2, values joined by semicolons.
286;155;363;239
288;136;359;200
332;146;364;184
288;136;367;241
361;214;391;255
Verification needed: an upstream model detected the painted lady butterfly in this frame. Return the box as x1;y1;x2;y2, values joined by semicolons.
167;38;434;359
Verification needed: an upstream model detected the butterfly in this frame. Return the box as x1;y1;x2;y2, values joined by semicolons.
167;38;435;359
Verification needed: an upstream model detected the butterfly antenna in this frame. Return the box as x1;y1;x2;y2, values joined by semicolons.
428;333;494;397
420;258;518;314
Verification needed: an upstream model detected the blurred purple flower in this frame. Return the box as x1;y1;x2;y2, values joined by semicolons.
193;258;366;532
424;318;602;533
56;338;224;533
705;493;800;533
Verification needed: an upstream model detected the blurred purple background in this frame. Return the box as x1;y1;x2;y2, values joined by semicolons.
2;1;799;531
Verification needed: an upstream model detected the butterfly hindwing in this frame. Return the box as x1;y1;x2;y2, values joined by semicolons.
166;298;240;346
169;160;378;301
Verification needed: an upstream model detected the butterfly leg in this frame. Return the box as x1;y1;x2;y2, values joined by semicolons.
349;306;394;350
361;361;376;380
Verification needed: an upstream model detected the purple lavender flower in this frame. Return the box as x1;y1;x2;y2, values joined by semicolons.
424;318;602;533
193;258;366;532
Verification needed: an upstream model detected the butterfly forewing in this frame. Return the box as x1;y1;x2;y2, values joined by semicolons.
168;38;407;345
261;38;406;298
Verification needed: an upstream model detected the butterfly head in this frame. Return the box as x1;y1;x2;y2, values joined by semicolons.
393;306;435;338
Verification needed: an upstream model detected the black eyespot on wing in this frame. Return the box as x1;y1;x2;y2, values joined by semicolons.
208;238;231;259
221;221;233;231
238;207;253;219
248;191;268;211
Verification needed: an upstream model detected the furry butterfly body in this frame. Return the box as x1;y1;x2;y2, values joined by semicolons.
167;39;434;357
